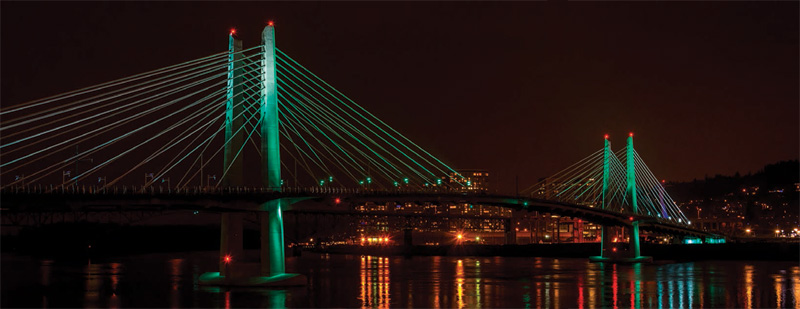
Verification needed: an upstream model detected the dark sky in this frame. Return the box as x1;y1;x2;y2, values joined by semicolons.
2;2;797;193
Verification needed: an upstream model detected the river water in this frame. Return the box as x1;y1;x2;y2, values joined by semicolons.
1;251;798;308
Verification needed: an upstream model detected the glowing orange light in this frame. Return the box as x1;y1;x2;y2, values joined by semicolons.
629;216;634;221
629;132;634;137
604;134;609;139
457;234;463;240
230;28;237;35
334;198;341;204
268;21;274;26
224;255;232;263
361;237;366;242
384;237;389;242
612;247;617;252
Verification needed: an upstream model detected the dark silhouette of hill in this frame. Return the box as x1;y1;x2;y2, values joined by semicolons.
668;160;799;201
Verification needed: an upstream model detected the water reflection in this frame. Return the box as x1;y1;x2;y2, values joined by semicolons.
359;256;390;308
84;262;102;308
168;259;183;308
40;260;53;308
7;253;800;308
744;264;754;309
456;259;464;308
109;263;121;309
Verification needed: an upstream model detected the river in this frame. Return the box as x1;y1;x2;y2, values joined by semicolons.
2;251;798;308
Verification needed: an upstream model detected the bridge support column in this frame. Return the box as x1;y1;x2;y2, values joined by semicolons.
630;222;641;258
260;200;285;276
505;218;516;245
219;213;244;278
403;227;413;246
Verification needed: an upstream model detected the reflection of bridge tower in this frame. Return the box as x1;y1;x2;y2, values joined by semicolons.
202;24;305;286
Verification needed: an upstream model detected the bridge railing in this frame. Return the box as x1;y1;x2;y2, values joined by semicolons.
0;184;489;196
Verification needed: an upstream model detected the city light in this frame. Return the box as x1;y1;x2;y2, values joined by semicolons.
457;234;463;240
224;255;232;263
334;198;341;204
475;236;480;241
745;228;751;233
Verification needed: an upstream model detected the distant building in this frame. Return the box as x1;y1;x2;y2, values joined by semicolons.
448;169;490;192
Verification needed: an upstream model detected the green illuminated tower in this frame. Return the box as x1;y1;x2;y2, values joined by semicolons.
219;32;245;277
600;135;612;258
626;133;641;258
224;34;244;187
260;23;286;277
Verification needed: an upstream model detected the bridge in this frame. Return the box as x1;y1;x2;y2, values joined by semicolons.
0;23;716;286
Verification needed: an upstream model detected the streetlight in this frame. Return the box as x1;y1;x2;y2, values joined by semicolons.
62;171;71;189
207;175;216;189
97;177;107;191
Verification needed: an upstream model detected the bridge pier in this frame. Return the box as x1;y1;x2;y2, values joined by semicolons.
504;218;516;245
260;200;285;276
219;213;244;278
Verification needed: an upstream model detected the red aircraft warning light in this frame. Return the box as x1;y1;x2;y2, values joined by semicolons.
224;255;232;263
604;134;609;139
230;28;237;35
334;198;341;204
268;21;274;26
629;216;634;221
629;132;634;137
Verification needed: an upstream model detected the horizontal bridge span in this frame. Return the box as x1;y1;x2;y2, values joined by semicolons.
0;189;714;237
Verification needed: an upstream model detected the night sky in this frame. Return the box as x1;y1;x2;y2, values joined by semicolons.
2;2;797;193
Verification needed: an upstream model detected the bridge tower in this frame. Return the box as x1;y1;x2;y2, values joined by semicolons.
626;133;642;258
202;24;305;286
259;23;289;278
591;133;651;263
599;135;613;258
218;32;245;279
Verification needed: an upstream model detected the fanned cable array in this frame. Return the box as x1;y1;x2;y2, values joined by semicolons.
0;46;263;190
523;141;690;224
0;42;465;191
266;48;466;190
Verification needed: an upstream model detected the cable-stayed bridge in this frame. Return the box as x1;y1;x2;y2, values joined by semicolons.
0;24;715;286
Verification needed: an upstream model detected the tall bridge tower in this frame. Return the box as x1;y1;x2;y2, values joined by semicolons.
201;23;305;287
591;133;651;263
